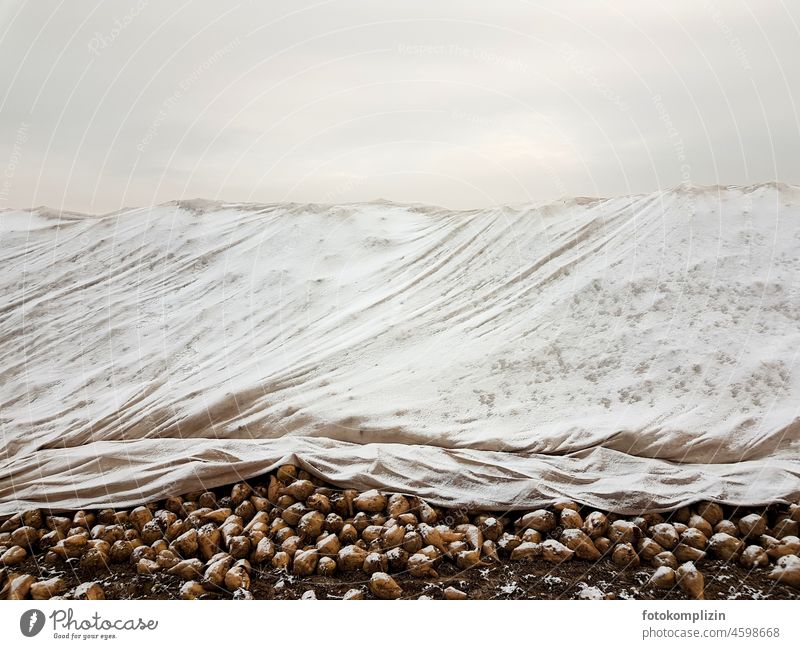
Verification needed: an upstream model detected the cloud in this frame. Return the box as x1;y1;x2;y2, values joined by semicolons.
0;0;797;212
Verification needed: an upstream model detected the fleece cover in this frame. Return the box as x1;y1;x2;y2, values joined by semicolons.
1;183;799;515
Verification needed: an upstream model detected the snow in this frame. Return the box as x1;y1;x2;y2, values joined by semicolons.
0;183;799;514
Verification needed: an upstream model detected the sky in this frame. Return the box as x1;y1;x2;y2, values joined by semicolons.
0;0;797;213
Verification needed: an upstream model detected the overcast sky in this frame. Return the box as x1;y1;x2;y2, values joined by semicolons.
0;0;797;213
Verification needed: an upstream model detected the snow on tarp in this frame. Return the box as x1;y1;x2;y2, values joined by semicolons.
1;183;799;515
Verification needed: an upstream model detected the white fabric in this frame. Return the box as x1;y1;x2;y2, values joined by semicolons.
1;184;799;515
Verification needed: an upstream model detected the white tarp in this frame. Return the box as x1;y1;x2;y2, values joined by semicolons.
1;183;799;515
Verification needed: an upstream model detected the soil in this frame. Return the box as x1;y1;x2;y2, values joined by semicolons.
16;554;798;600
4;474;799;600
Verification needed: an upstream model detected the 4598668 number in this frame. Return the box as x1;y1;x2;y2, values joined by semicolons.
730;628;780;638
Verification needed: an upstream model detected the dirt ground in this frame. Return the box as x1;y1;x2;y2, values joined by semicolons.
16;554;798;600
4;474;799;600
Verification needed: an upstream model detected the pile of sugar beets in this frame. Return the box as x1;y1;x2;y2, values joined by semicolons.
1;464;800;600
